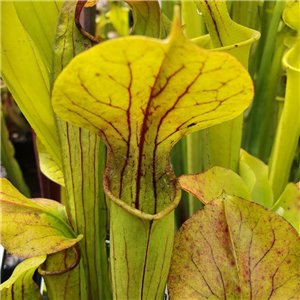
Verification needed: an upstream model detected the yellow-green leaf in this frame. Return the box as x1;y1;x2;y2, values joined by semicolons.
51;2;109;299
52;18;253;217
193;0;260;174
1;255;46;300
283;1;300;33
127;1;171;38
194;0;260;54
269;1;300;200
36;137;65;186
40;247;81;300
1;2;61;169
0;179;82;257
107;3;129;37
13;1;63;71
271;182;300;233
168;194;300;300
179;166;252;204
239;149;274;207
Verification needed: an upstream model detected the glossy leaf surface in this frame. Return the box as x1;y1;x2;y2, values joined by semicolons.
1;255;46;300
127;1;171;38
193;0;260;173
168;194;300;300
13;1;63;70
1;2;61;169
269;0;300;199
107;4;129;37
36;137;65;186
283;1;300;32
194;0;260;60
110;203;174;300
52;19;253;217
0;179;82;257
51;2;110;299
41;247;82;300
272;182;300;234
239;149;273;207
179;166;252;204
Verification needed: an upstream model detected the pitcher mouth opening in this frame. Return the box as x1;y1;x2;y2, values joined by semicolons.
192;27;261;52
102;163;182;220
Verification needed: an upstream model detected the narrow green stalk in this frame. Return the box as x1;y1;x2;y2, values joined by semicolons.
181;1;204;39
269;43;300;200
243;1;286;158
56;121;110;300
206;116;243;173
170;138;190;229
49;2;110;299
186;131;207;215
161;1;175;20
276;97;285;123
231;1;260;29
248;1;276;78
110;204;174;300
181;1;206;215
248;26;289;162
51;8;255;300
195;0;260;173
231;1;249;27
98;140;110;286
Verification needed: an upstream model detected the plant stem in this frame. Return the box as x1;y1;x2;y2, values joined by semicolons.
181;0;206;215
181;1;204;39
248;1;276;78
50;2;111;299
195;0;259;174
243;1;286;159
161;1;175;20
170;137;190;229
57;121;110;300
269;44;300;200
186;132;207;215
207;116;243;173
231;1;260;29
247;26;289;162
110;203;174;300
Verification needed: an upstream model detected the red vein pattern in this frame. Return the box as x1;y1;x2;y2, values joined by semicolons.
168;195;300;300
47;2;109;300
52;20;254;300
53;25;253;217
0;256;46;300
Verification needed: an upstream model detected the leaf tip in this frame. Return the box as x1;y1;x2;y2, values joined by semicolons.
77;234;84;242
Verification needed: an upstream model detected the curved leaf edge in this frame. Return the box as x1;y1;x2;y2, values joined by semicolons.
178;166;252;204
52;9;253;218
103;165;182;220
38;244;81;276
168;193;300;300
0;256;46;300
0;178;83;258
